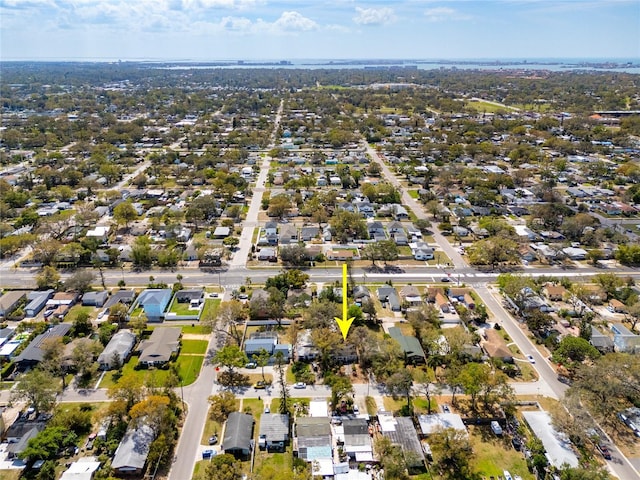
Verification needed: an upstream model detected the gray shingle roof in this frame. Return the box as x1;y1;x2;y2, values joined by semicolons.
223;412;254;452
112;423;155;471
259;414;289;442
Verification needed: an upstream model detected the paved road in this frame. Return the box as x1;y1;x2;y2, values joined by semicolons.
229;100;283;270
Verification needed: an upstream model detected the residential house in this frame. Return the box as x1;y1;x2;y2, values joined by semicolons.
388;327;426;364
174;289;205;307
0;327;15;348
399;285;422;307
257;247;278;262
386;221;404;234
589;326;614;354
562;247;587;260
609;299;627;313
103;290;136;309
111;423;155;475
223;412;255;459
380;414;425;470
262;222;278;245
300;226;319;241
340;419;373;463
367;221;385;238
0;291;27;318
355;202;375;218
277;224;297;245
377;286;401;311
295;417;333;463
543;284;567;301
296;329;319;362
97;330;136;370
46;292;80;319
435;292;450;313
611;324;640;353
133;289;173;321
259;414;289;451
212;226;231;238
521;411;579;469
326;249;359;261
352;286;371;304
82;291;109;307
14;323;72;370
138;327;181;367
482;329;514;363
59;457;101;480
25;289;54;317
392;204;409;220
583;285;607;305
418;414;468;437
245;332;278;356
5;421;47;457
86;226;110;243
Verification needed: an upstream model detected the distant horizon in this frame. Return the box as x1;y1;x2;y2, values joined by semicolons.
2;1;638;61
2;57;639;63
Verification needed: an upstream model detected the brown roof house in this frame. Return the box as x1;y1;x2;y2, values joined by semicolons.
543;284;567;301
482;329;514;362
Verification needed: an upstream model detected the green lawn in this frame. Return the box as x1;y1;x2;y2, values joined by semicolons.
469;425;535;479
181;325;211;335
64;305;94;322
181;339;209;354
201;299;220;320
100;350;204;388
408;189;419;199
175;355;205;385
169;300;198;316
253;445;294;478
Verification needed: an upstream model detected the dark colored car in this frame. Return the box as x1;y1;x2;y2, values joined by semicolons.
597;443;612;460
511;437;522;451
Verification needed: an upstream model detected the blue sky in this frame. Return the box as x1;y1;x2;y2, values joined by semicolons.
1;0;639;61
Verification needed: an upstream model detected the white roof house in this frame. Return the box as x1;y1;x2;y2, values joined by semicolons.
521;411;579;469
418;414;467;436
59;457;101;480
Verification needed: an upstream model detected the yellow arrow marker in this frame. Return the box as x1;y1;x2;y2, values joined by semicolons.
334;263;355;340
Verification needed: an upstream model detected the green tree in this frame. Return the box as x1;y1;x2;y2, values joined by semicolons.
19;426;77;461
113;201;138;230
429;427;475;480
254;348;271;383
553;336;600;365
275;351;290;415
329;210;368;243
107;373;145;411
386;370;414;413
213;345;248;386
205;453;242;480
11;369;58;415
328;375;354;413
373;436;409;480
36;265;61;290
208;391;238;423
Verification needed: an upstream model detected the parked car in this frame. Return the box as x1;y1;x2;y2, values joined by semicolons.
441;277;451;282
511;437;522;451
526;354;535;364
597;443;612;460
442;404;451;413
245;362;257;369
253;381;266;389
293;382;306;389
208;435;218;445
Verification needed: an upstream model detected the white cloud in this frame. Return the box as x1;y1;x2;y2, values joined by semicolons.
353;6;395;25
220;15;254;31
424;6;469;22
272;11;317;32
182;0;260;9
